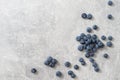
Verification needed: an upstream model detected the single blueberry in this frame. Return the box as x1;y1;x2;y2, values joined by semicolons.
108;14;113;19
89;52;95;57
85;53;90;58
49;63;55;68
87;27;92;33
81;13;87;19
74;65;79;70
87;34;91;38
71;74;76;78
98;42;104;47
108;36;113;40
68;70;73;75
31;68;37;73
83;36;88;41
79;58;84;62
92;62;98;68
81;61;86;65
44;60;50;65
104;53;109;58
93;25;98;30
94;67;100;72
76;36;81;41
78;45;84;51
89;58;95;63
87;14;93;19
108;1;113;6
106;41;112;47
80;39;85;44
92;34;97;39
47;56;53;62
52;59;57;64
65;62;71;67
56;71;62;77
101;35;106;40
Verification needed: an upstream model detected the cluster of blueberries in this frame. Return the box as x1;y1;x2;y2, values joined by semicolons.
31;0;114;79
44;56;58;68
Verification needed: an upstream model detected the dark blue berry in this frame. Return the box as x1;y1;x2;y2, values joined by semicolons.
56;71;62;77
108;36;113;40
104;53;109;58
106;41;112;47
93;25;98;30
71;74;76;78
89;52;95;57
44;61;50;65
89;58;94;63
108;14;113;19
101;35;106;40
68;70;73;75
31;68;37;73
65;62;71;67
108;1;113;6
76;36;81;41
78;45;84;51
87;27;92;33
94;67;100;72
52;59;57;64
74;65;79;70
81;61;86;65
87;14;93;19
87;34;91;38
81;13;87;19
92;34;97;39
47;56;53;62
92;62;98;68
49;63;55;67
79;58;84;62
80;39;85;44
85;53;90;58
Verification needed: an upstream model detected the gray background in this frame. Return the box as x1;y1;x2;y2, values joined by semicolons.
0;0;120;80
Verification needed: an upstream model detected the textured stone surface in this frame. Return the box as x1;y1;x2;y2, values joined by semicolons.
0;0;120;80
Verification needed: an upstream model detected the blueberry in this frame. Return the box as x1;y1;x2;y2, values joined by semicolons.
76;36;81;41
81;13;87;19
31;68;37;73
92;34;97;39
74;65;79;70
85;53;90;58
94;67;100;72
71;74;76;78
101;35;106;40
104;53;109;58
56;71;62;77
87;34;91;38
106;41;112;47
87;14;93;19
79;58;84;62
78;45;84;51
65;62;71;67
108;14;113;19
108;1;113;6
87;27;92;33
92;62;98;68
98;42;104;48
49;63;55;68
81;61;86;65
89;52;95;57
108;36;113;40
89;58;95;63
80;39;85;44
47;56;53;62
68;70;73;75
83;36;88;41
52;59;57;64
44;60;50;65
93;25;98;30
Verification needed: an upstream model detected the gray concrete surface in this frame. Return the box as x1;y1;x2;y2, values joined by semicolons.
0;0;120;80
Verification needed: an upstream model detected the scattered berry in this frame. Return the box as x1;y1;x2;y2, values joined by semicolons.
65;62;71;67
87;27;92;33
56;71;62;77
74;65;79;70
108;1;113;6
68;70;73;75
108;14;113;19
106;41;112;47
93;25;98;30
31;68;37;73
101;35;106;40
108;36;113;40
87;14;93;19
81;13;87;19
104;53;109;58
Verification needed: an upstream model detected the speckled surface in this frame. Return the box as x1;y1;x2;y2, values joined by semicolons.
0;0;120;80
